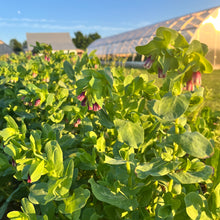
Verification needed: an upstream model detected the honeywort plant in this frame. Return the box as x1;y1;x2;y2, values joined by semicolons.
0;27;219;219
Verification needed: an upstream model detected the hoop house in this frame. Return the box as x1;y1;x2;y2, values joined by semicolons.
88;6;220;69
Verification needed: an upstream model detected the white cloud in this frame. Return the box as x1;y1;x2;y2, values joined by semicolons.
0;16;149;40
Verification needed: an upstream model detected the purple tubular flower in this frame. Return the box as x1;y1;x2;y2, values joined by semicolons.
143;56;154;69
81;97;87;106
34;99;41;107
12;159;16;167
77;91;86;102
158;68;166;78
93;103;102;111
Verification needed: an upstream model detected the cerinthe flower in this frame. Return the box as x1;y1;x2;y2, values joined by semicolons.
158;68;166;78
186;80;194;91
77;91;86;102
74;118;81;127
81;97;87;106
192;71;202;87
93;103;102;111
27;174;31;183
144;56;154;69
34;99;41;107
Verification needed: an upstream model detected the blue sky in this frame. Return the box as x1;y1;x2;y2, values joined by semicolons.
0;0;219;45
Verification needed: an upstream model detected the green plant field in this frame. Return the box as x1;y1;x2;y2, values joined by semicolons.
0;27;219;219
125;68;220;111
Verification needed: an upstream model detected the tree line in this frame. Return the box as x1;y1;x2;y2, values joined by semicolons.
9;31;101;53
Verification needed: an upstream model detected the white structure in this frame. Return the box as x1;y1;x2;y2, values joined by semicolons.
88;6;220;69
26;32;77;53
0;40;13;56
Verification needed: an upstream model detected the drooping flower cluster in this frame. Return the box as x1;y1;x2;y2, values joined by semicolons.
77;91;102;111
143;56;167;79
45;55;50;62
186;71;202;91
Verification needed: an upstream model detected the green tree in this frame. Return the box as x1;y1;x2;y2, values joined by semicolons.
72;31;101;50
9;39;23;53
22;40;27;50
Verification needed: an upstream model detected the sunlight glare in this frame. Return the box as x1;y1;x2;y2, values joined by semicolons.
202;8;220;31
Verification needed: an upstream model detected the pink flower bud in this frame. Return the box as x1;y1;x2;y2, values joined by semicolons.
93;103;101;111
27;174;31;183
186;80;194;91
34;99;41;107
94;64;98;69
74;118;81;127
192;71;202;87
32;72;38;78
158;68;166;78
45;55;50;61
77;91;86;102
43;77;50;82
88;105;93;110
144;56;154;69
29;102;33;107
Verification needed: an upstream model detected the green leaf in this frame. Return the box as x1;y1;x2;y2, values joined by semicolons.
184;192;212;220
45;140;63;177
0;152;9;170
89;178;138;211
57;159;74;196
114;119;144;148
136;158;180;179
4;115;19;131
21;198;37;220
0;128;18;143
147;92;191;121
58;187;90;214
29;182;51;205
173;131;214;159
208;183;220;217
158;205;172;218
29;160;45;183
30;130;42;153
4;142;21;158
46;93;55;106
186;40;207;56
104;155;127;165
95;134;106;153
97;109;114;129
64;61;75;80
169;160;213;184
7;211;28;220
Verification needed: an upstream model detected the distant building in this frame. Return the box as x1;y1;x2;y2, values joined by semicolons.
0;40;13;56
88;6;220;69
26;32;82;54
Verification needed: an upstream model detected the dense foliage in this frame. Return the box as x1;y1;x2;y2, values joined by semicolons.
72;31;101;50
0;27;219;220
